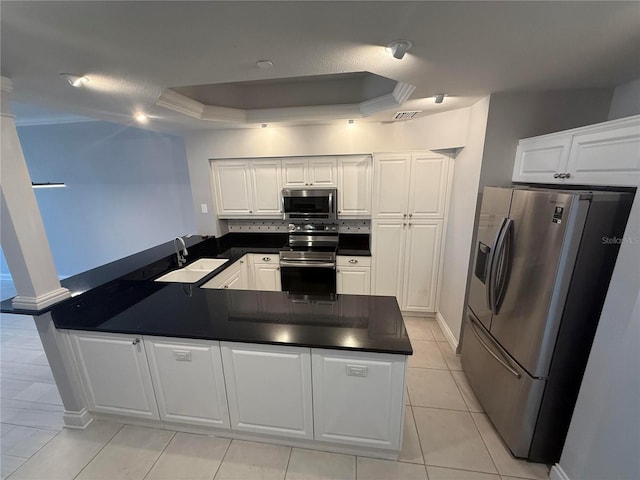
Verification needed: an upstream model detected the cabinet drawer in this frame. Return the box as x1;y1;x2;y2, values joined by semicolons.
337;256;371;267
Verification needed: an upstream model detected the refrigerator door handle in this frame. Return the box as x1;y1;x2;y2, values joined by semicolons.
468;315;521;379
493;219;514;315
487;217;508;313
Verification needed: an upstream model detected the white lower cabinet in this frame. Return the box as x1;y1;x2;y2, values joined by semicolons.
69;331;159;420
201;256;249;290
311;349;406;450
336;256;371;295
144;337;230;429
221;342;313;439
252;254;281;291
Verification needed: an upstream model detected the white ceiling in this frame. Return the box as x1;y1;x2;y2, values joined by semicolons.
2;1;639;132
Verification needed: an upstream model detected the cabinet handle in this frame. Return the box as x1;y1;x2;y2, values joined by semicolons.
408;222;412;227
249;210;253;213
403;213;407;218
262;257;271;262
348;259;358;264
240;260;244;264
403;223;407;227
276;267;280;271
409;213;413;218
564;172;571;179
553;173;561;179
224;285;229;289
337;269;340;273
132;338;141;345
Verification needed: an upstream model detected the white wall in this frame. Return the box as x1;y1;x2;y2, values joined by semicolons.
183;108;470;235
437;97;491;343
608;78;640;120
554;194;639;480
0;121;195;282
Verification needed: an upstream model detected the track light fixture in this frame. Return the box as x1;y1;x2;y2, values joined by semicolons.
385;40;413;60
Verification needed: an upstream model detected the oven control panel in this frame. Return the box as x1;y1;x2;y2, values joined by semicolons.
288;223;338;233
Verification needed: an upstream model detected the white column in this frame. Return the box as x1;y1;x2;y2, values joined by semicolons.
0;76;70;309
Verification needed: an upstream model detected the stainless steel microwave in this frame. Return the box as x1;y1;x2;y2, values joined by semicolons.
281;188;337;221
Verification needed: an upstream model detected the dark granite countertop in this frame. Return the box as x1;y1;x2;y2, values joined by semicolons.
52;284;411;355
2;231;410;355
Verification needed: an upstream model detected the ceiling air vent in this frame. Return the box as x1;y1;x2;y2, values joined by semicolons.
393;110;422;120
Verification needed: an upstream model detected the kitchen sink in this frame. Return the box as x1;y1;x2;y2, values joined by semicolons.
155;258;229;283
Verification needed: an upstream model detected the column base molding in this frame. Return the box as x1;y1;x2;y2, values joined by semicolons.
63;408;93;429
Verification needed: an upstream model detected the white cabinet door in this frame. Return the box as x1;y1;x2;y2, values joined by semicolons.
337;268;370;295
512;136;571;183
70;331;158;420
337;155;372;217
145;337;230;429
372;154;411;219
200;260;242;289
371;221;406;299
221;342;313;439
312;349;406;449
565;123;640;186
282;159;308;187
213;161;254;217
254;264;281;291
308;157;337;187
408;153;450;219
251;160;283;217
402;221;442;312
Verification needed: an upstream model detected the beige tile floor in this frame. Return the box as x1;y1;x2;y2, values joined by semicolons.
1;313;550;479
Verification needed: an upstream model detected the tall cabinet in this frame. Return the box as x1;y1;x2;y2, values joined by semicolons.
371;152;451;313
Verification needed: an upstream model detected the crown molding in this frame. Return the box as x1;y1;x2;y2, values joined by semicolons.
156;80;415;125
15;116;100;127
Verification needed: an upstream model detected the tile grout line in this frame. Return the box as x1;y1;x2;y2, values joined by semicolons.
72;423;125;480
211;437;233;480
409;404;426;468
468;412;501;477
141;429;177;480
5;423;66;479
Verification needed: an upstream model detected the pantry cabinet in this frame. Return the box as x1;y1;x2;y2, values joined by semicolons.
145;337;230;428
69;331;159;420
282;157;337;187
371;151;451;313
512;115;640;186
221;342;313;439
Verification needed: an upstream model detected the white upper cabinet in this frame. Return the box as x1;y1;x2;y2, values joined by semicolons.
221;342;313;439
251;160;283;216
372;154;411;219
408;153;451;219
145;337;230;429
337;155;372;217
282;157;337;187
212;160;254;217
69;331;159;420
512;115;640;186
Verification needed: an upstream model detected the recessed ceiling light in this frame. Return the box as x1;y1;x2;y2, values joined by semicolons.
385;40;413;59
256;60;274;69
434;93;447;104
135;113;149;123
60;73;89;87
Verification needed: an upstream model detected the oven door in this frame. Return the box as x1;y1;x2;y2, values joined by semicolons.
280;261;337;295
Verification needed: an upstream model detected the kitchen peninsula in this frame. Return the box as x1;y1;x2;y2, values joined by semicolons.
2;234;412;460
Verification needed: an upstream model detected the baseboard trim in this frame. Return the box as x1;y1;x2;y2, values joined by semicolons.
550;464;571;480
436;311;458;351
63;408;93;429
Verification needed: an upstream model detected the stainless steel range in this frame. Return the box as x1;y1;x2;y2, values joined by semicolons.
279;223;338;294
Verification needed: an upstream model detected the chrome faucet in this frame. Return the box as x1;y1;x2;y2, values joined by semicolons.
174;236;188;267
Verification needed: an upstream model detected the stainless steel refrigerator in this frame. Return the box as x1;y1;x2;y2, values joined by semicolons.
462;186;633;463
